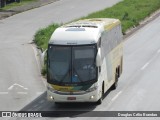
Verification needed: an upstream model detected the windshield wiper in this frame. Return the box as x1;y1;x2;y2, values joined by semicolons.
73;67;84;83
58;69;71;84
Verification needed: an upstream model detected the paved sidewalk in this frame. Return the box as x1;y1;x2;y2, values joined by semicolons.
0;0;59;20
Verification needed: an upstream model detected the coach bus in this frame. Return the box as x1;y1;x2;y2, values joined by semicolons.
46;18;123;104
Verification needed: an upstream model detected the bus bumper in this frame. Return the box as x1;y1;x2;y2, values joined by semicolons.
47;90;100;102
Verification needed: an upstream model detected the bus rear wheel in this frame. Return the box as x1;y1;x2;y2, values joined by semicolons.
111;70;119;90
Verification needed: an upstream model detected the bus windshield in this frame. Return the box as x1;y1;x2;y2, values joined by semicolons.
48;45;97;85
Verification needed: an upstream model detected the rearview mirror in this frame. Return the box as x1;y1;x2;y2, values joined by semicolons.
96;48;102;67
41;49;47;66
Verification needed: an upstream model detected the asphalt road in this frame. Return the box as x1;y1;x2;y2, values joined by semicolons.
0;0;122;111
21;8;160;116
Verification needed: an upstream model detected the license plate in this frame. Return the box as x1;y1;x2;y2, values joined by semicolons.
67;97;76;100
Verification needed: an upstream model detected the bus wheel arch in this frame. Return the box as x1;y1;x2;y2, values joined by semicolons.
111;68;119;90
120;56;123;74
117;65;120;78
102;81;104;98
97;81;104;105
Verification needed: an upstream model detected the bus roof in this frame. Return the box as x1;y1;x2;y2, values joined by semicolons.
49;18;120;45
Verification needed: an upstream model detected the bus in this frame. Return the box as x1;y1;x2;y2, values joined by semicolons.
46;18;123;104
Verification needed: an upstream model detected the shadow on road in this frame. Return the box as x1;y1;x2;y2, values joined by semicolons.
21;89;112;117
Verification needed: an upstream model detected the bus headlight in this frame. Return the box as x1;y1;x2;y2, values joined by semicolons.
86;86;98;92
90;95;95;99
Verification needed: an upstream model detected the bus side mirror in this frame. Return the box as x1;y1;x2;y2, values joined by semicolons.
96;48;102;67
41;49;47;66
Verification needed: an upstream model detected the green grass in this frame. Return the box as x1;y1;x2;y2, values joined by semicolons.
34;24;59;50
84;0;160;33
0;0;37;10
33;0;160;75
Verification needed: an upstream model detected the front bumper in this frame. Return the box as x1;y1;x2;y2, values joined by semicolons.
47;89;100;102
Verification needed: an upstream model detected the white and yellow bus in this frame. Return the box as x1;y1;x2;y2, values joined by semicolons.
46;18;123;104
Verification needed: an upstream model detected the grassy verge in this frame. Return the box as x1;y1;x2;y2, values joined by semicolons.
84;0;160;33
34;24;59;50
33;0;160;74
0;0;37;10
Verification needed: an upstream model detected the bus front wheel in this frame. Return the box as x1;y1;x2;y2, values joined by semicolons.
97;83;104;105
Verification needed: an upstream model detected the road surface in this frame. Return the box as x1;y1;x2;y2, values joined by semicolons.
0;0;122;111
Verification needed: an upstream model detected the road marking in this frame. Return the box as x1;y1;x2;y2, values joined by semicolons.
8;83;28;90
17;92;28;94
141;49;160;70
141;62;150;70
8;84;15;90
0;92;8;95
111;91;122;101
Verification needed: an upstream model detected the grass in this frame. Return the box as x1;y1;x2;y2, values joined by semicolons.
33;0;160;75
0;0;37;10
84;0;160;33
34;24;59;50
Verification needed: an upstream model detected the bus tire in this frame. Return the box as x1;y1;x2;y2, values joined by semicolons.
97;97;102;105
97;83;104;105
111;71;119;90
